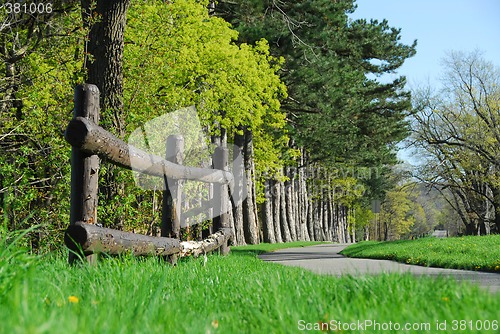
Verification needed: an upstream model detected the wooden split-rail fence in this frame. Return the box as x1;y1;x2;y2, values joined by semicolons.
64;84;234;264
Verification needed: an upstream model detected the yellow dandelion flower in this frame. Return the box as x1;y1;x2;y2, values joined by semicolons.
68;296;79;304
442;297;449;302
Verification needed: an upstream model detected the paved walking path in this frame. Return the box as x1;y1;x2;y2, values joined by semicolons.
258;243;500;293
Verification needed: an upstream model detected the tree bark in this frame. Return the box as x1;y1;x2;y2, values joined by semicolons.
261;178;276;243
490;186;500;234
328;191;336;242
212;146;231;255
292;172;301;240
285;168;297;241
280;177;291;242
231;132;246;245
307;191;315;241
81;0;131;227
272;180;283;243
321;192;329;241
65;221;233;258
242;129;259;244
81;0;130;137
343;206;350;243
298;163;309;241
65;221;180;257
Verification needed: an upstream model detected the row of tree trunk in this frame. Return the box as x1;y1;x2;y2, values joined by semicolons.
228;130;352;246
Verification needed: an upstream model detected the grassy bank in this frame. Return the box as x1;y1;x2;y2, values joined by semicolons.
341;234;500;272
1;240;498;333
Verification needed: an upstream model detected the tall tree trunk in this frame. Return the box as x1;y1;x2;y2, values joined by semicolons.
313;199;321;241
261;179;276;243
242;129;259;244
494;211;500;234
349;207;356;242
451;188;477;235
279;177;291;242
490;185;500;233
285;168;297;241
293;172;302;240
321;197;328;241
82;0;130;137
298;163;310;241
81;0;131;227
272;179;283;243
308;182;316;241
307;195;314;241
321;171;329;241
340;205;348;243
232;132;246;245
344;207;351;243
252;156;260;241
328;191;336;242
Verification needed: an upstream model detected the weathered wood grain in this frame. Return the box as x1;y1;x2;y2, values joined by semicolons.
65;222;233;258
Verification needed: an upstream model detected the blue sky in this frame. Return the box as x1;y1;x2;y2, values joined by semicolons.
349;0;500;164
349;0;500;89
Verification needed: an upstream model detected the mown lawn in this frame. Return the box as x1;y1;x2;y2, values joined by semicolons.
341;234;500;273
1;238;499;334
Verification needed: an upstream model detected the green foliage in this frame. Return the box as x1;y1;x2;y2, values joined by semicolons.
0;5;84;249
378;186;415;240
342;234;500;272
124;0;287;170
350;203;374;229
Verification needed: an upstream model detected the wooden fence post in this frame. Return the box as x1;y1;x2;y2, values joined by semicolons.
68;84;100;264
162;135;183;238
162;135;183;263
212;146;230;255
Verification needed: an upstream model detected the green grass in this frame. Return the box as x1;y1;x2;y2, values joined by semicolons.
1;240;499;333
341;234;500;272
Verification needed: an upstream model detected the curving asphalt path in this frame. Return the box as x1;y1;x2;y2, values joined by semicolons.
258;243;500;293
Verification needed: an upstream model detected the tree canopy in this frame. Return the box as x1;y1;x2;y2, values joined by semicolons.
123;0;288;172
217;0;416;166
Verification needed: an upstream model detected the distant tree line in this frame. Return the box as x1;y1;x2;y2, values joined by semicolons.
412;51;500;235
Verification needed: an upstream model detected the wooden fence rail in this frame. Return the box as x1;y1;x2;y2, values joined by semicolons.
65;117;233;184
64;84;234;264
